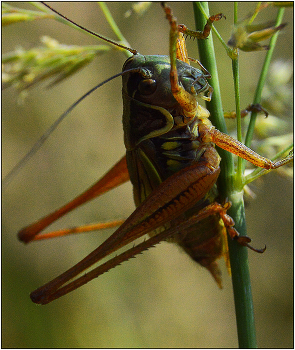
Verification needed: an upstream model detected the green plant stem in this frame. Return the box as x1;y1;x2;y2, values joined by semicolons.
193;3;233;181
33;2;133;58
244;143;293;185
98;2;132;58
231;57;243;183
32;2;94;37
193;2;257;348
243;6;286;173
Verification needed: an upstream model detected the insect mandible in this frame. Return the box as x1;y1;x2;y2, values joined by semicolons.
6;3;293;305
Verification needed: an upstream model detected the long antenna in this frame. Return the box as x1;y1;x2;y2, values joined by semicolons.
3;68;140;188
41;2;138;55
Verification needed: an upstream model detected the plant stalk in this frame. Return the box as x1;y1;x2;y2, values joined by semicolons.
193;2;257;347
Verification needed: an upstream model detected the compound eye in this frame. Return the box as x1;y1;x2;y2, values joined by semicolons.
138;79;157;95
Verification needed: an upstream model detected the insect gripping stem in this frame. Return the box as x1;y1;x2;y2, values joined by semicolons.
10;3;293;306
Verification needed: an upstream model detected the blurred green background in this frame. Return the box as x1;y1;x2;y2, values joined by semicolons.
3;2;293;348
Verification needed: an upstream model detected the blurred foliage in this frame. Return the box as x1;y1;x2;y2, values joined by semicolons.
2;2;293;348
2;35;110;91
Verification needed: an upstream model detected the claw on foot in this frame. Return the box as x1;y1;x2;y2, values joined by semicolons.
235;235;266;253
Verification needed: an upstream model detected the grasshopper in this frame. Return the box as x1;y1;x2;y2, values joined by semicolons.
4;3;293;305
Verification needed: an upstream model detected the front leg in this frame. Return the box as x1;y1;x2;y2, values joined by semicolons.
199;123;293;169
224;103;269;119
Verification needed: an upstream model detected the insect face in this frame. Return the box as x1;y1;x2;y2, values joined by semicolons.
122;54;212;149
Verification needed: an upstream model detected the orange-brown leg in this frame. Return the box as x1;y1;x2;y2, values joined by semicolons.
30;220;125;241
224;103;269;119
30;146;221;304
199;123;293;169
30;198;259;304
196;202;265;253
177;13;225;40
18;156;129;243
